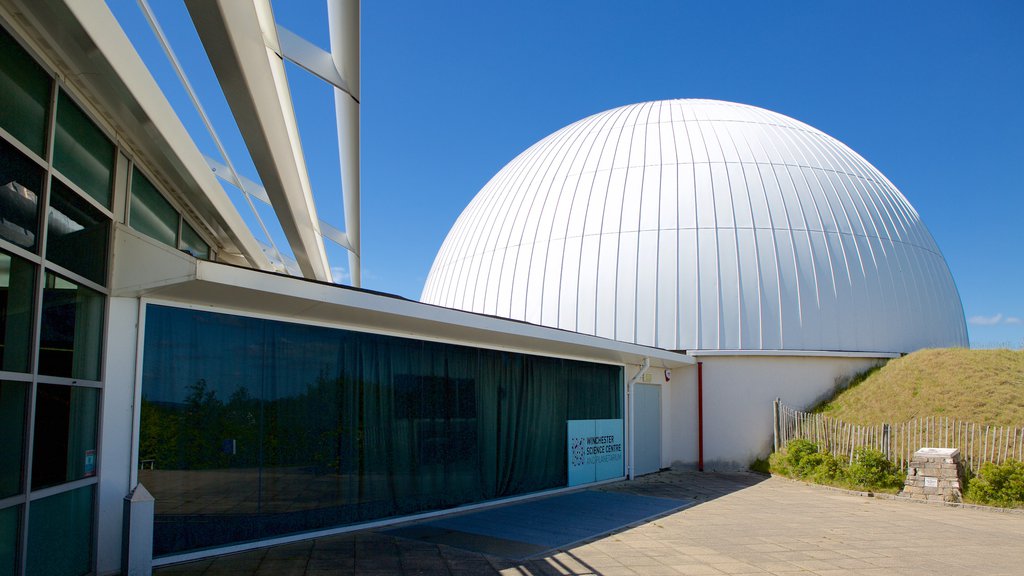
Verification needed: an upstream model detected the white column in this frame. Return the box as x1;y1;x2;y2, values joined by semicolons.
328;0;360;287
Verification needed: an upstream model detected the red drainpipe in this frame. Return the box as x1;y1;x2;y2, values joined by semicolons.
697;361;704;472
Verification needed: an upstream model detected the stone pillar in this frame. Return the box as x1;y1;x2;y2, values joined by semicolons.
902;448;965;503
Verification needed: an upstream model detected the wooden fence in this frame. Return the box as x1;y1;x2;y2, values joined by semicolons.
772;399;1024;473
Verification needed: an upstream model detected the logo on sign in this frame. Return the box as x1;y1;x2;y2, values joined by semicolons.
571;438;586;467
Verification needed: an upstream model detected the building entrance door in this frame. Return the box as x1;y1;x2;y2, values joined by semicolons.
633;383;662;476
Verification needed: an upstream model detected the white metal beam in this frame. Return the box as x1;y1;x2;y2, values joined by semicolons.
328;0;361;287
276;25;355;100
185;0;333;282
205;155;353;252
3;0;273;272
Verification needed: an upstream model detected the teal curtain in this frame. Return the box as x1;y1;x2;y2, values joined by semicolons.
141;305;623;555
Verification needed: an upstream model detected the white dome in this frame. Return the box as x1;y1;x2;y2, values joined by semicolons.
422;99;968;353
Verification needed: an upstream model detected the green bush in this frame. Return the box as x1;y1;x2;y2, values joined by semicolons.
770;440;903;493
965;459;1024;508
749;456;771;474
771;439;844;483
846;447;903;490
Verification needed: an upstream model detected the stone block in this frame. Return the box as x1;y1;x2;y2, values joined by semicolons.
900;448;965;503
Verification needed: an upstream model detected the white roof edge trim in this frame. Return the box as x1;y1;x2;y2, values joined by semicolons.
687;350;902;359
49;0;272;271
186;260;695;369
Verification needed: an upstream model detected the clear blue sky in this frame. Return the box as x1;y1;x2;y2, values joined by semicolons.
109;1;1022;348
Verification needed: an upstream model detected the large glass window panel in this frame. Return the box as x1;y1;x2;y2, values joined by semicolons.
141;304;623;555
53;91;113;208
0;251;35;373
0;504;20;576
26;485;94;576
130;168;178;248
0;381;27;498
0;26;51;157
46;178;109;286
179;221;209;260
0;138;43;251
31;384;98;490
39;273;104;381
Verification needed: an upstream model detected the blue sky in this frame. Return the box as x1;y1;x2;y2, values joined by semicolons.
108;1;1022;348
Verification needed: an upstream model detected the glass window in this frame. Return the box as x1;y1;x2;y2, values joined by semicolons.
39;273;104;381
0;504;20;576
0;381;27;498
26;485;93;576
141;304;623;555
0;26;51;157
46;178;109;286
0;251;35;373
130;168;178;248
179;221;209;260
0;138;43;251
30;384;98;490
53;91;114;208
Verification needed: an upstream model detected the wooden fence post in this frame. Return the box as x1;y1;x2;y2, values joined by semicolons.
773;397;780;453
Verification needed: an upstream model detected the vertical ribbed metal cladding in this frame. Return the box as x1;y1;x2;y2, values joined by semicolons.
422;99;969;353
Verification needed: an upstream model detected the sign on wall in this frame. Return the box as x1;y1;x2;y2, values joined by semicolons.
567;419;624;486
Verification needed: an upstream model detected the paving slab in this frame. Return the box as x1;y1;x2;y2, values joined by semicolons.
157;471;1024;575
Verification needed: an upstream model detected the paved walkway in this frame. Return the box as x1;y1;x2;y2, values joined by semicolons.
156;471;1024;575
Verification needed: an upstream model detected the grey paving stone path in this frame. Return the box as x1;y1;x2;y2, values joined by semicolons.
156;471;1024;575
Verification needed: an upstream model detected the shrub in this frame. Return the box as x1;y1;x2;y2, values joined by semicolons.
846;447;903;491
965;459;1024;508
771;439;844;483
749;457;771;474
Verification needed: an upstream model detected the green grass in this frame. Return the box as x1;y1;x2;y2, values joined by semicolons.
814;348;1024;425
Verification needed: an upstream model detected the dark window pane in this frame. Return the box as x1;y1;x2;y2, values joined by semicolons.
0;381;27;498
141;304;623;555
130;168;178;247
31;384;98;490
0;139;43;251
0;251;35;373
26;485;94;576
179;221;209;260
0;26;50;157
0;504;20;576
53;91;113;208
46;178;109;286
39;273;104;381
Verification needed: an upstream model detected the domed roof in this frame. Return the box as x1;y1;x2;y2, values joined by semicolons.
422;99;967;353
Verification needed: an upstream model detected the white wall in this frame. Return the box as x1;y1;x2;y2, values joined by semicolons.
663;365;699;468
663;355;885;471
97;297;141;575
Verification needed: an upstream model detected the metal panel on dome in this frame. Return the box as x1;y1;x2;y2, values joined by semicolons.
422;100;969;354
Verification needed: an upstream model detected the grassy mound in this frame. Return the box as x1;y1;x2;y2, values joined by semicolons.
817;348;1024;425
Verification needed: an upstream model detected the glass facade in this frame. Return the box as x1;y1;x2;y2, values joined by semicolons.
179;221;209;260
0;24;110;576
141;304;623;556
46;178;109;286
53;91;114;209
0;505;20;576
128;166;211;261
0;381;27;498
0;138;43;251
39;273;104;381
130;168;178;248
0;26;50;158
0;252;35;373
31;385;99;490
26;485;94;576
